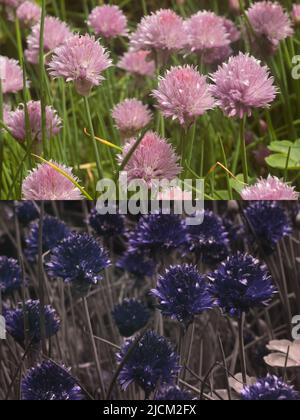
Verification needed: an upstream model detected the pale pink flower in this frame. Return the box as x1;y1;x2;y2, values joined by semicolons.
152;65;215;126
118;50;155;77
241;175;299;201
222;17;241;43
184;11;231;64
210;53;277;118
228;0;241;14
16;1;41;26
22;161;84;200
48;34;112;96
0;0;24;9
118;131;181;187
247;1;293;52
2;103;11;123
292;5;300;26
6;100;61;143
25;16;72;64
112;99;152;137
130;9;186;54
88;5;128;39
0;56;24;94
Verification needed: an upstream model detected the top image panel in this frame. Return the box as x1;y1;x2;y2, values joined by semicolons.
0;0;300;201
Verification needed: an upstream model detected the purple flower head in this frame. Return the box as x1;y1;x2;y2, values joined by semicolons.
14;201;39;225
130;9;186;55
184;11;231;65
155;386;195;400
117;250;156;280
118;50;155;77
25;215;71;262
25;16;72;64
208;252;276;317
152;264;212;329
0;256;22;295
46;233;110;295
112;299;151;337
21;361;84;400
241;176;299;201
22;161;84;200
88;5;128;39
116;330;180;395
16;1;41;27
48;33;112;96
244;201;292;255
210;53;277;119
152;65;215;127
88;207;125;239
128;212;186;258
4;300;60;347
112;99;152;137
118;131;181;188
241;375;299;401
6;100;61;143
0;56;24;94
247;1;293;53
185;211;230;265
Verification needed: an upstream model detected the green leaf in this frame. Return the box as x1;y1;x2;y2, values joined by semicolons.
266;140;300;170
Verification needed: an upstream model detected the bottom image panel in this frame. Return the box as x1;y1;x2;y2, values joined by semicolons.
0;201;299;401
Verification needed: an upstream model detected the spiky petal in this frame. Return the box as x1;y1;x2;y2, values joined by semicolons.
241;375;299;401
112;99;152;137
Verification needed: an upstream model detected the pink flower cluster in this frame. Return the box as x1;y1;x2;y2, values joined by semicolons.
118;50;155;78
22;162;83;200
48;34;112;96
88;5;128;39
6;101;61;143
0;56;24;94
119;131;181;187
16;1;41;27
241;176;299;201
25;16;72;64
210;53;277;119
153;65;215;126
112;99;152;138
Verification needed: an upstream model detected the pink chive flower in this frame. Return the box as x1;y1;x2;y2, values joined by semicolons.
130;9;186;55
6;100;61;143
184;11;231;64
241;176;299;201
16;1;41;27
152;65;215;127
25;16;72;65
222;18;241;43
228;0;241;15
112;99;152;138
292;5;300;26
2;103;11;123
118;131;181;187
247;1;293;53
0;56;24;94
88;5;128;39
210;53;277;119
118;50;155;78
0;0;24;9
48;34;112;96
22;161;84;200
